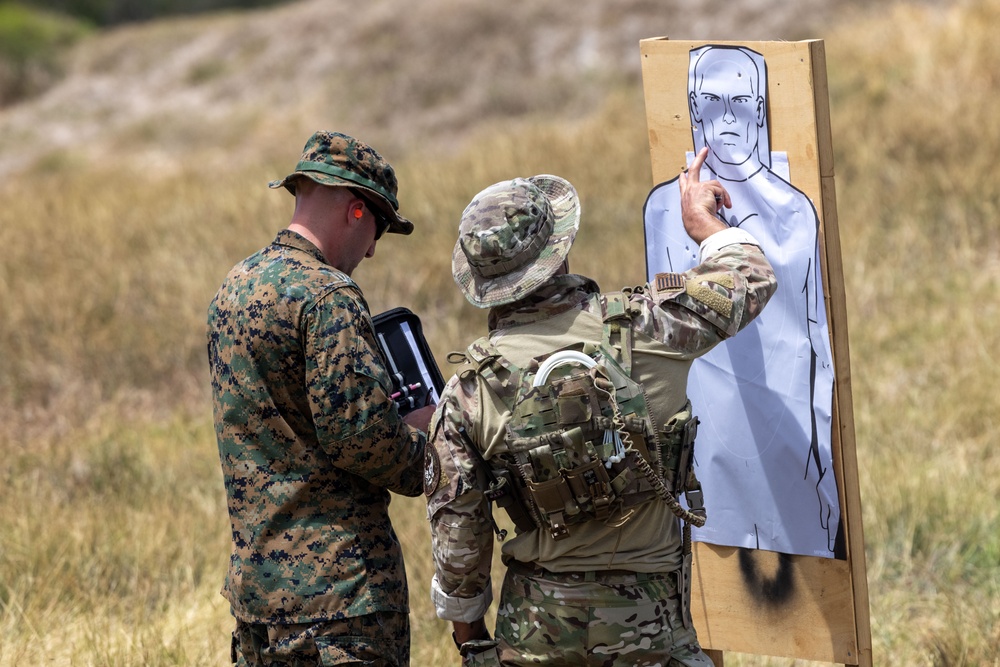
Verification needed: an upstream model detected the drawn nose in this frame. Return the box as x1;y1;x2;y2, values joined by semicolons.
724;100;737;124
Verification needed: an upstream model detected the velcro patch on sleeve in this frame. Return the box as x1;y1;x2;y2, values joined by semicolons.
697;272;736;289
653;272;686;301
686;272;735;318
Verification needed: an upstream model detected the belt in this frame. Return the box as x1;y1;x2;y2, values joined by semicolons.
507;560;671;584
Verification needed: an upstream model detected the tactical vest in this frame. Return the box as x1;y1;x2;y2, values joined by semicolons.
457;291;706;542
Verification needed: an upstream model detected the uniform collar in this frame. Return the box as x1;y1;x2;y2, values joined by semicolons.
273;229;328;264
489;274;600;331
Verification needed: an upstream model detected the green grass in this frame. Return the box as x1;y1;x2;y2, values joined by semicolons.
1;0;999;665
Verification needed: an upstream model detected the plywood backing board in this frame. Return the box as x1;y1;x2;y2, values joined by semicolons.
639;38;872;666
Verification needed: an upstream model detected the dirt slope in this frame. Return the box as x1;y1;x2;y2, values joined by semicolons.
0;0;867;176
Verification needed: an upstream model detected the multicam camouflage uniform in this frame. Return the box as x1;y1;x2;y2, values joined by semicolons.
208;230;424;664
427;242;776;664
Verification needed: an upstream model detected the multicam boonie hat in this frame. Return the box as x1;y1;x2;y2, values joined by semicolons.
269;130;413;235
453;175;580;308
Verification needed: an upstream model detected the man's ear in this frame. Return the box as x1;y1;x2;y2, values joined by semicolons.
756;96;765;127
348;198;365;225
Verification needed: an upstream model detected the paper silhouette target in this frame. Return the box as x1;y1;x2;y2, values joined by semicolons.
644;45;839;558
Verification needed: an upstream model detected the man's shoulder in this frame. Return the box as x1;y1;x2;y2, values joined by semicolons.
247;245;359;302
267;244;355;286
210;252;364;332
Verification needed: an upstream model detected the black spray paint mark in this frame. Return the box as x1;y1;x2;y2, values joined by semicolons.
738;547;796;607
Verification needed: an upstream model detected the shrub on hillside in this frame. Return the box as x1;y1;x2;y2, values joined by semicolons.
7;0;294;25
0;2;91;106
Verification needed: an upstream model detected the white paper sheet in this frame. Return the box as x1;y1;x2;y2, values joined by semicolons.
643;45;840;557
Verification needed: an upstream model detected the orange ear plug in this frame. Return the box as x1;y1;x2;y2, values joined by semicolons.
354;207;364;219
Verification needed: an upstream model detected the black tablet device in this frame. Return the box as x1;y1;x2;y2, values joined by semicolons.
371;307;444;416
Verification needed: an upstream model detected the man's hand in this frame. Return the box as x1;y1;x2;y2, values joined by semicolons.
402;404;435;433
679;146;730;245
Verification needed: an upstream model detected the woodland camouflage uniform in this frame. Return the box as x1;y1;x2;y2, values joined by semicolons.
425;175;777;666
208;131;423;666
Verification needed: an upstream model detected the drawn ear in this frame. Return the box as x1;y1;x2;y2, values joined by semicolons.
689;91;702;123
756;96;766;127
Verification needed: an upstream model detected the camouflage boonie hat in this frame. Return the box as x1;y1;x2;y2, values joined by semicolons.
269;130;413;235
453;175;580;308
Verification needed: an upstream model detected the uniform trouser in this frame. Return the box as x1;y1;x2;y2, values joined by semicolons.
231;612;409;667
470;563;714;667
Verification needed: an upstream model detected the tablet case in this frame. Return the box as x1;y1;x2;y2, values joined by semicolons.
371;307;444;416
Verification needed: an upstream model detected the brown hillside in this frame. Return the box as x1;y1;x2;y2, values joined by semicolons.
0;0;869;177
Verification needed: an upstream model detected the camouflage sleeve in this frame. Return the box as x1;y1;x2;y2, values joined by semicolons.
424;375;495;622
305;287;425;497
630;230;777;355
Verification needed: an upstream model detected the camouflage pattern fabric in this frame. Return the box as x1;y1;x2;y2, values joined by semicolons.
268;130;413;236
452;176;580;308
233;612;409;666
494;567;714;667
489;252;773;344
426;239;777;657
208;229;425;627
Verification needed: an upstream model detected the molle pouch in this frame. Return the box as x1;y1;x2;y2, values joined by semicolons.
675;415;699;495
526;440;563;481
371;307;445;416
509;370;597;446
604;369;655;462
661;402;698;494
622;414;654;468
525;475;575;540
562;458;614;520
486;468;536;533
607;449;658;508
500;341;665;538
552;373;599;426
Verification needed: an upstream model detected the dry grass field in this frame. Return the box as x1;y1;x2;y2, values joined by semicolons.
1;0;998;665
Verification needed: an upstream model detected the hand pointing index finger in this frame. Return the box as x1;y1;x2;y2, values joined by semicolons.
680;146;730;212
686;146;709;183
678;146;729;243
679;146;709;200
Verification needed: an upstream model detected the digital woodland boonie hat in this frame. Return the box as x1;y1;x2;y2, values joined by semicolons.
269;131;413;235
453;175;580;308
